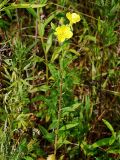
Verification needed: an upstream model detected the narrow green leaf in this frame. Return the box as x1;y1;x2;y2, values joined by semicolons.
26;8;37;18
85;96;91;120
85;35;96;43
44;13;56;28
102;119;115;136
68;49;80;56
39;125;54;142
59;123;79;131
1;3;46;11
102;119;116;144
45;34;53;54
92;137;111;148
29;85;49;93
107;149;120;154
38;22;45;37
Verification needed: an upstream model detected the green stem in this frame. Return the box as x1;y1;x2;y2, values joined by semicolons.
45;53;49;85
54;52;63;157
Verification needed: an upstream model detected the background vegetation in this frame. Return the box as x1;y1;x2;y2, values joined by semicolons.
0;0;120;159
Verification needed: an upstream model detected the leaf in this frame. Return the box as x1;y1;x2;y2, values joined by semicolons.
68;49;80;56
38;22;45;37
97;17;102;32
45;34;53;54
92;61;96;80
2;3;46;11
29;85;49;93
19;138;27;152
102;119;116;145
84;35;96;43
48;63;59;80
51;47;62;62
92;137;111;148
110;3;119;15
57;137;72;147
21;0;37;17
59;123;79;131
62;103;80;116
49;120;58;130
85;96;92;120
39;125;49;136
91;120;116;148
27;139;35;151
30;55;44;63
26;8;37;18
51;22;56;30
81;140;95;156
44;13;56;28
38;85;49;92
102;119;115;136
39;125;54;142
107;149;120;154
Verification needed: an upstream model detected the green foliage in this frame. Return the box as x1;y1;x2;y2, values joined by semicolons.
0;0;119;159
95;0;119;19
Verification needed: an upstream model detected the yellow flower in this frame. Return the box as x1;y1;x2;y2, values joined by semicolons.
55;25;73;43
66;12;80;24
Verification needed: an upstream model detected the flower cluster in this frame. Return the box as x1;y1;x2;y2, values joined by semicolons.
55;12;81;43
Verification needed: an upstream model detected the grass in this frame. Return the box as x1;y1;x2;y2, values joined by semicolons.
0;0;120;159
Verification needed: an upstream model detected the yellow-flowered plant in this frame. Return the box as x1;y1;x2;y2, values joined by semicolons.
54;25;73;43
54;12;80;43
66;12;80;24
